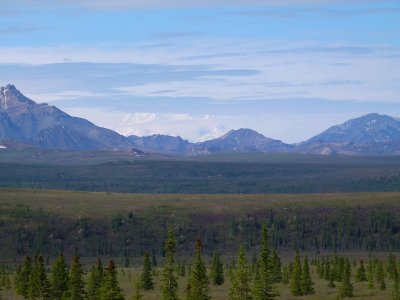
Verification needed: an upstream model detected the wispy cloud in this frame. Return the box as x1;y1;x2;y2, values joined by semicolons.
4;0;384;11
0;25;48;35
150;31;204;40
1;38;399;104
233;7;400;19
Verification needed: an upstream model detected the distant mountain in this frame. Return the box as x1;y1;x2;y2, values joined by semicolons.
0;84;132;150
2;84;400;156
193;128;293;154
127;129;292;155
298;113;400;155
128;134;193;155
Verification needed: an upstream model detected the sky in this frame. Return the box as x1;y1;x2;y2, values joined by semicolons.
1;0;400;143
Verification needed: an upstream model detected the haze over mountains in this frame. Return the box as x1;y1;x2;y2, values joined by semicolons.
1;84;400;156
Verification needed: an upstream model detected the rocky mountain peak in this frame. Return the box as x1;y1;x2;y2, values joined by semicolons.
0;84;34;111
220;128;266;140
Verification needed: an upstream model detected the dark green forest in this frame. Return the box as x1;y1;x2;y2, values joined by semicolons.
1;154;400;193
1;190;400;260
1;224;400;300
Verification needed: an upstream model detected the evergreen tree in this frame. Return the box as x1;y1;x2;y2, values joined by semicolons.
15;256;32;298
388;253;397;280
356;260;367;282
337;257;345;282
328;270;336;288
337;260;353;299
152;250;158;267
376;261;386;291
99;260;124;300
282;266;290;285
131;280;143;300
210;251;224;286
324;259;331;281
316;259;323;279
28;255;51;300
50;254;69;300
392;267;400;300
186;239;210;300
87;259;104;300
290;251;302;296
253;224;279;300
367;257;374;290
271;250;282;283
66;255;86;300
161;225;179;300
301;256;314;295
229;245;252;300
140;252;154;290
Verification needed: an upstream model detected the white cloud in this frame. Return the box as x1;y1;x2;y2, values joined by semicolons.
62;109;229;142
116;112;228;141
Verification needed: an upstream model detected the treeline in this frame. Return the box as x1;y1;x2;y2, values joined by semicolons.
3;225;400;300
3;203;400;260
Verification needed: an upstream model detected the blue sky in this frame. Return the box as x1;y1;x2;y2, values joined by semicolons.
1;0;400;142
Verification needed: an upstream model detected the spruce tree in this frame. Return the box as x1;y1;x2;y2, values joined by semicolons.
290;251;302;296
253;224;279;300
337;257;345;282
378;263;386;291
271;250;282;283
210;251;224;286
392;267;400;300
337;260;353;299
367;256;374;290
66;255;86;300
324;258;331;281
301;256;314;295
100;260;125;300
131;280;143;300
28;255;51;300
186;239;210;300
140;252;154;290
50;254;69;300
87;259;104;300
388;253;397;280
328;270;336;288
161;225;179;300
15;256;32;298
229;245;252;300
356;260;367;282
282;266;290;285
376;261;386;291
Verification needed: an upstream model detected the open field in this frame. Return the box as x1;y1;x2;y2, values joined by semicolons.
1;188;400;217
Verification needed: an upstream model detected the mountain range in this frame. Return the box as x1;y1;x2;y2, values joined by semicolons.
1;84;400;156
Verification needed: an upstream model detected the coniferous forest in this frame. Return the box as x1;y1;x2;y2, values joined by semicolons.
2;224;400;299
0;189;400;300
1;190;400;299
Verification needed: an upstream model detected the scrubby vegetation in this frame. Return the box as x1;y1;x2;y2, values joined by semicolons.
1;153;400;194
2;190;400;260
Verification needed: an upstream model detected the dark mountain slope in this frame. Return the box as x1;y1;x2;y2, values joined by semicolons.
0;84;131;150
